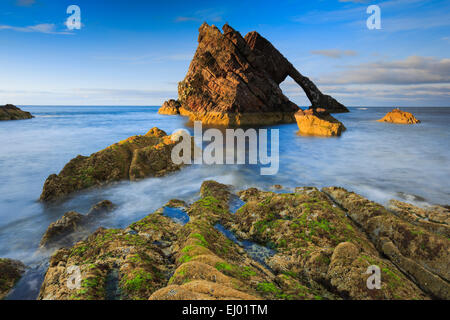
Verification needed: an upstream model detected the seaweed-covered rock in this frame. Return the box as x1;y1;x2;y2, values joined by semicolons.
226;187;427;300
0;258;26;299
40;200;116;248
0;104;33;121
377;109;420;124
295;109;346;137
166;23;347;126
40;128;193;202
323;187;450;299
38;213;181;300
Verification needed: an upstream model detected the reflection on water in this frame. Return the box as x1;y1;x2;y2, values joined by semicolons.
163;206;190;225
0;106;449;299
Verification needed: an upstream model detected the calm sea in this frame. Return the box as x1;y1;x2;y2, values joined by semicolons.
0;105;449;299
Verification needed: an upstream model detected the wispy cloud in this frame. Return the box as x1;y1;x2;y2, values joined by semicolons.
16;0;36;7
311;49;357;58
175;9;224;23
0;23;73;35
317;56;450;85
280;54;450;106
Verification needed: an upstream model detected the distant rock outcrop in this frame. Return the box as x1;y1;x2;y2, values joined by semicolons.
39;181;445;300
160;23;348;126
0;258;25;299
40;128;194;202
295;109;346;136
377;108;420;124
0;104;33;121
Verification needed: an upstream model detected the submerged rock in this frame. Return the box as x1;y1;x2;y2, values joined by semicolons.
388;200;449;238
377;108;420;124
0;258;26;299
160;23;347;126
158;99;181;115
0;104;33;121
40;128;194;202
40;200;115;248
295;109;346;137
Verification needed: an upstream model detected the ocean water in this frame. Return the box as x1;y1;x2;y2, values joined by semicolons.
0;105;449;299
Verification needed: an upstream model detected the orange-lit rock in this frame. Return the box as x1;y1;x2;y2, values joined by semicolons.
377;108;420;124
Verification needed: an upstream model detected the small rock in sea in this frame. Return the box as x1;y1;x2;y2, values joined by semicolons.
295;108;346;137
377;108;420;124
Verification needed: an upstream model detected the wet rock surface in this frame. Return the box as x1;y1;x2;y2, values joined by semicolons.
37;181;449;300
0;104;33;121
0;258;26;299
323;187;449;299
40;128;194;202
40;200;116;248
160;23;347;126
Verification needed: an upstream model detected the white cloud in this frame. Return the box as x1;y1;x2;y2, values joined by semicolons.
311;49;357;58
0;23;73;35
318;56;450;85
16;0;35;7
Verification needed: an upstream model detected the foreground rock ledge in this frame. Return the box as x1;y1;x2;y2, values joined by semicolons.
38;181;449;300
377;108;420;124
40;127;193;202
159;23;348;126
0;104;33;121
0;258;26;299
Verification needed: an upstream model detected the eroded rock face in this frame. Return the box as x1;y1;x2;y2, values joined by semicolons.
40;128;193;202
158;99;181;115
0;258;26;299
323;187;450;299
163;23;347;126
295;109;346;137
40;200;116;248
0;104;33;121
38;181;447;300
377;109;420;124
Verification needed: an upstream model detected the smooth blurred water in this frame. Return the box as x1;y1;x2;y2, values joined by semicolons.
0;105;449;299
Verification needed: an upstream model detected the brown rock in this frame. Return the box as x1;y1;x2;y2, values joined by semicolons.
295;109;346;136
0;104;33;121
174;23;347;126
0;258;26;299
377;108;420;124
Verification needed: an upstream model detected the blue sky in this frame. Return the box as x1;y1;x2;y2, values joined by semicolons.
0;0;449;106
